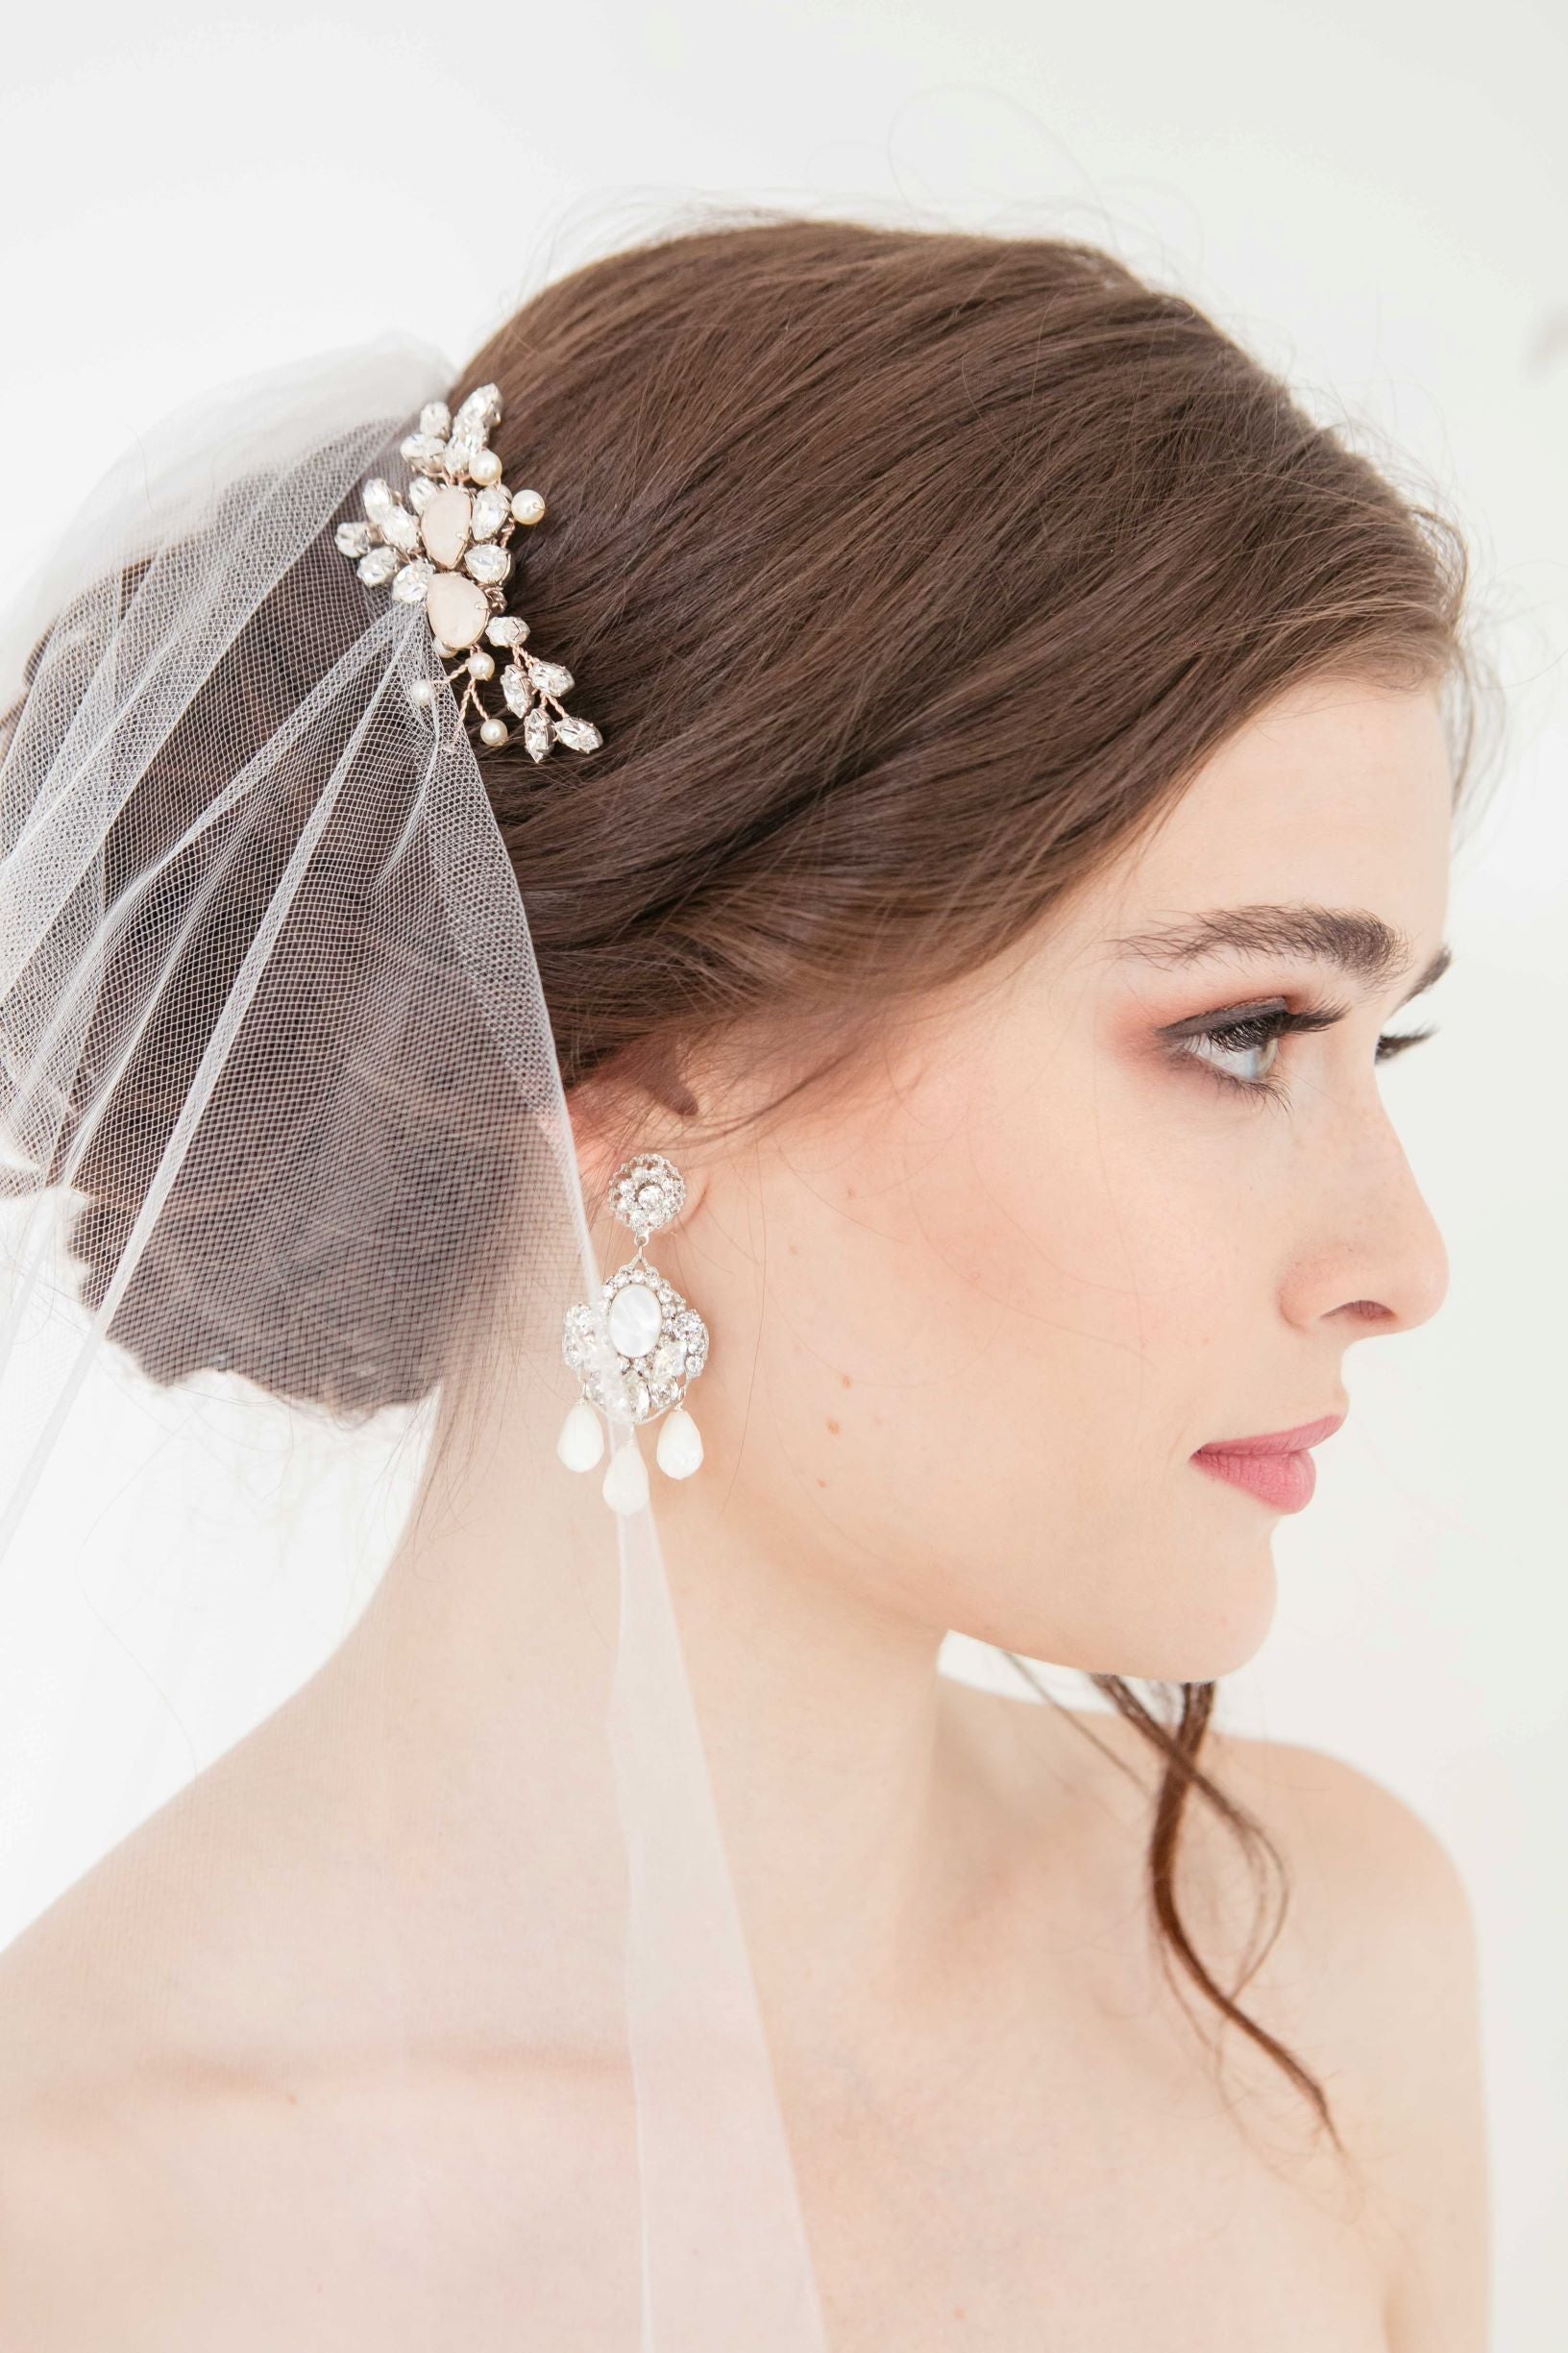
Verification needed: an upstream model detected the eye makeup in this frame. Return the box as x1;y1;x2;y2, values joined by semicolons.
1156;994;1438;1103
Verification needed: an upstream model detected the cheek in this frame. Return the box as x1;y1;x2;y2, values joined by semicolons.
944;1039;1250;1418
752;1034;1268;1646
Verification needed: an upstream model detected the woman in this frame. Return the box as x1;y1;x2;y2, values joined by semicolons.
0;218;1488;2347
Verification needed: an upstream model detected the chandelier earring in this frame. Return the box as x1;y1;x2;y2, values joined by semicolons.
557;1152;709;1516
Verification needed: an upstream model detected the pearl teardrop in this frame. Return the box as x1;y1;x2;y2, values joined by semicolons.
655;1406;703;1480
602;1438;650;1516
556;1397;604;1472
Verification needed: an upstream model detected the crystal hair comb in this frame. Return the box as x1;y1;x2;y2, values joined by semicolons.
334;381;602;762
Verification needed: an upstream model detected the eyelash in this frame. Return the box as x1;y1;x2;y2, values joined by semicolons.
1171;1001;1438;1103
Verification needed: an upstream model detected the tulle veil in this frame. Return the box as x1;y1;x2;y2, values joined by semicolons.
0;331;829;2344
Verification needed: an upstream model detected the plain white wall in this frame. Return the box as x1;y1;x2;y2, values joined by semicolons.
1;2;1562;2341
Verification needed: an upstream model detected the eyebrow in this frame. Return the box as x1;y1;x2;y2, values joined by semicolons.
1107;903;1453;1006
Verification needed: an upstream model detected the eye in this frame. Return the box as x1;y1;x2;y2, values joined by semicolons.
1178;1008;1296;1096
1164;998;1439;1102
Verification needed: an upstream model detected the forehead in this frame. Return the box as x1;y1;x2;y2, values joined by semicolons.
1091;674;1454;946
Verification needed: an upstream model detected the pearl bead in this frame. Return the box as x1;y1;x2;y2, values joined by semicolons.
467;650;495;679
479;717;508;748
510;488;546;526
469;448;502;485
407;677;435;707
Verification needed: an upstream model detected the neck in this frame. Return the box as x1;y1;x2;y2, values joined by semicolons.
336;1336;989;2034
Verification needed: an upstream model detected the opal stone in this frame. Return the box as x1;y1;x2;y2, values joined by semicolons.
424;571;489;650
607;1281;663;1358
420;485;473;571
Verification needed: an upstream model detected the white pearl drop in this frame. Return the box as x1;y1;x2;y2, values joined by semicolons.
556;1397;604;1472
510;488;546;525
467;650;496;680
656;1406;703;1480
407;678;435;707
602;1438;649;1515
469;447;503;485
479;717;508;748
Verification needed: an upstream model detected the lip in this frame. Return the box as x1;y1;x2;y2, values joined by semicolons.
1190;1412;1345;1514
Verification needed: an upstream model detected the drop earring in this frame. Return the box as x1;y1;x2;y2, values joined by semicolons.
557;1151;709;1516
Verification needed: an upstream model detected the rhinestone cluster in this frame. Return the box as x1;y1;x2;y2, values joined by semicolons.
334;380;601;763
610;1153;688;1244
562;1272;709;1428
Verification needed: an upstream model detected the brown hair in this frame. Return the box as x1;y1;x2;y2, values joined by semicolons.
5;212;1478;2147
464;216;1473;1115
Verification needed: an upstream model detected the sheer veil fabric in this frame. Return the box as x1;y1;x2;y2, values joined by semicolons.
0;336;829;2345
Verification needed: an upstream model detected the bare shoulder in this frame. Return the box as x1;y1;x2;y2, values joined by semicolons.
0;1716;360;2301
1191;1725;1490;2349
1172;1720;1480;1968
0;1819;207;2323
949;1679;1490;2353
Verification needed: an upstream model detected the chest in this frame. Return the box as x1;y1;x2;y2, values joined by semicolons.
793;2079;1389;2353
774;1951;1390;2353
3;2007;1388;2353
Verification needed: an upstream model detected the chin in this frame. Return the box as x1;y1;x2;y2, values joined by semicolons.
969;1556;1278;1686
1104;1580;1279;1683
1102;1622;1273;1684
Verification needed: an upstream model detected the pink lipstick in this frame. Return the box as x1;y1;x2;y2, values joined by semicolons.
1190;1413;1345;1513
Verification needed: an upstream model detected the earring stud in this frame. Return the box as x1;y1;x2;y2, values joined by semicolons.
557;1151;709;1516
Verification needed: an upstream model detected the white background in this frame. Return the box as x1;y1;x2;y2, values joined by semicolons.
1;2;1563;2341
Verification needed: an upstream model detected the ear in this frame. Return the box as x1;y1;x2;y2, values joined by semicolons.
564;1028;713;1216
565;1078;706;1227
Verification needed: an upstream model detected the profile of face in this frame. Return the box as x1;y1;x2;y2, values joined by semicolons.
584;672;1455;1684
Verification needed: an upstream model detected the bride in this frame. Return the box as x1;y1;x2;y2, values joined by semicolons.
0;216;1486;2348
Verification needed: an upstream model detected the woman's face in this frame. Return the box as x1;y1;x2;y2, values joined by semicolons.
602;673;1456;1681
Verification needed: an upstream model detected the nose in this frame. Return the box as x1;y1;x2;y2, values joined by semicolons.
1285;1098;1451;1339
